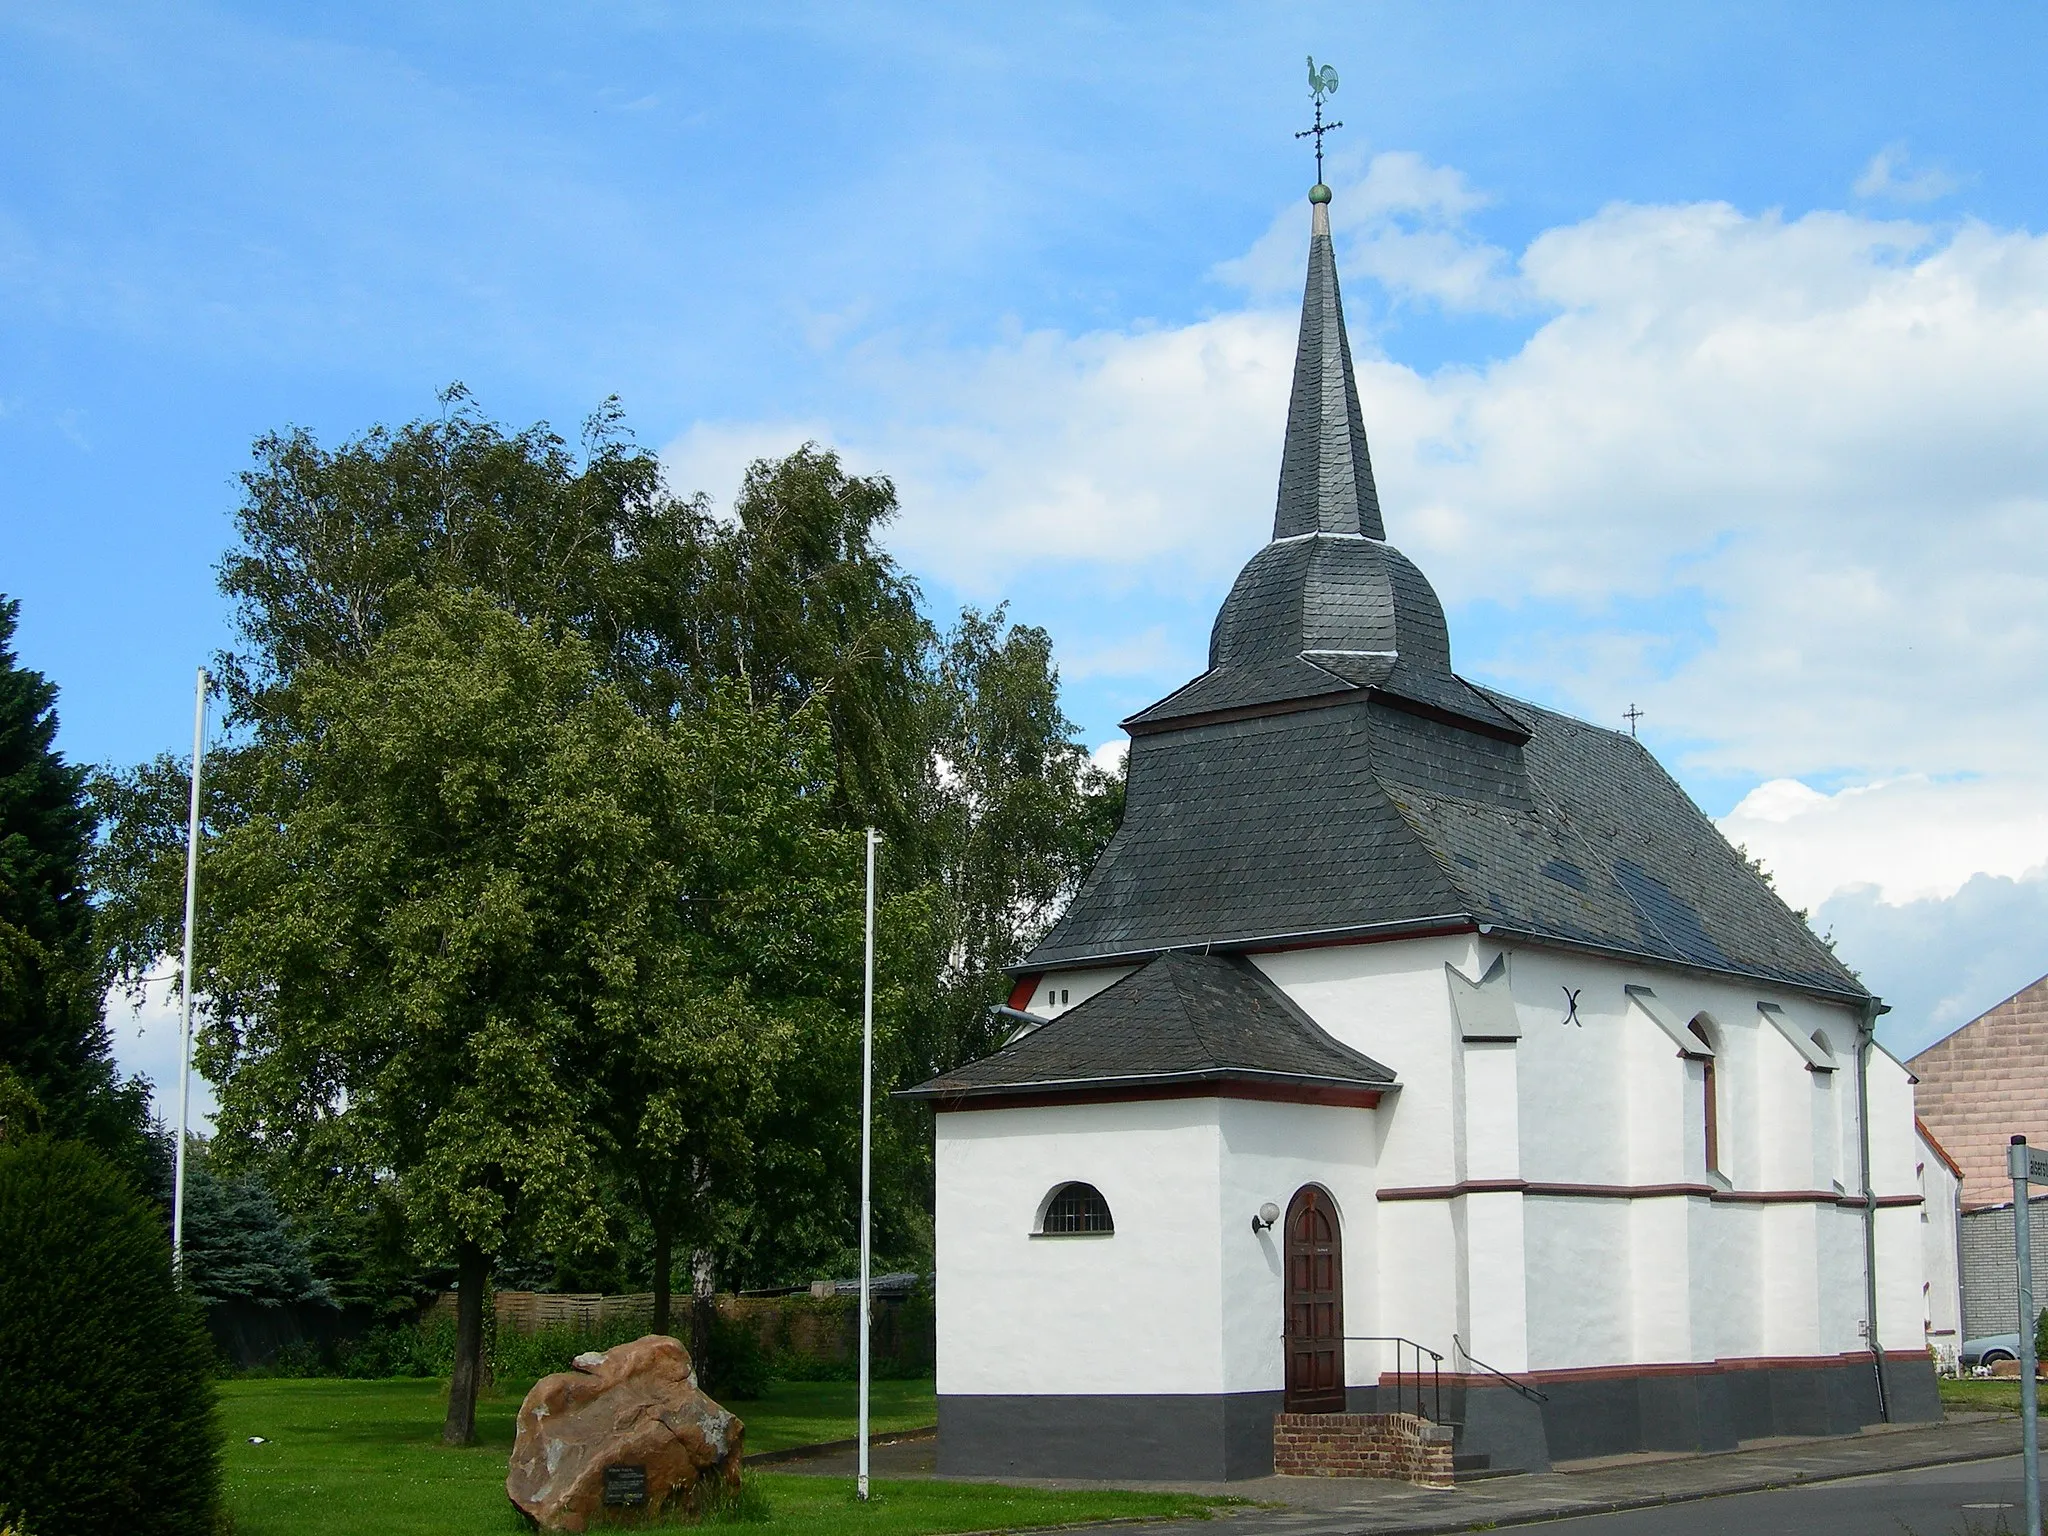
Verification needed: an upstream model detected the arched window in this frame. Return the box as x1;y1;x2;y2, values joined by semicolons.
1688;1019;1721;1175
1039;1182;1114;1235
1811;1029;1835;1064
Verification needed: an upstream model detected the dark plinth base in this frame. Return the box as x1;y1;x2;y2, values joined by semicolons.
937;1392;1284;1481
937;1354;1940;1482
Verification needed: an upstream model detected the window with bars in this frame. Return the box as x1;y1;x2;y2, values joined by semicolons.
1040;1182;1114;1235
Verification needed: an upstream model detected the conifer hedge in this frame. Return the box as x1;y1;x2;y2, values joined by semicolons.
0;1138;221;1535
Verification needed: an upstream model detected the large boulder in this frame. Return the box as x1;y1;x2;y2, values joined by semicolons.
506;1334;744;1532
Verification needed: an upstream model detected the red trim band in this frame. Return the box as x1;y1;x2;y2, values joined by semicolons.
1376;1179;1923;1209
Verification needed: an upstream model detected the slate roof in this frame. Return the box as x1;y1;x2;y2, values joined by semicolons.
902;950;1397;1102
1024;689;1865;999
1275;195;1383;540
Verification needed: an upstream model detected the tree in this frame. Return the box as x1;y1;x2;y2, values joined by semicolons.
580;689;863;1339
88;395;1124;1340
0;596;148;1173
216;386;710;716
915;606;1124;1077
195;594;680;1443
0;1137;221;1536
170;1143;333;1310
692;446;932;841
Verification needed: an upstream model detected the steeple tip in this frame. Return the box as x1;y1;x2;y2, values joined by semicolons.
1271;174;1384;542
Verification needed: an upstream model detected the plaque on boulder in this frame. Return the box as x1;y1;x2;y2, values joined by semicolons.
506;1335;745;1533
602;1464;648;1508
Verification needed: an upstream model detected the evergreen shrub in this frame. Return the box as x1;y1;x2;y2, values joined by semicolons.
0;1138;221;1536
702;1312;770;1400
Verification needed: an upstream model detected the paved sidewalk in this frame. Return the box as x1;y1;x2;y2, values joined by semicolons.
773;1411;2022;1534
1128;1412;2024;1535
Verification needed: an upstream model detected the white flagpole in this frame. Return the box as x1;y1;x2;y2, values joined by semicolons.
171;668;208;1273
858;827;878;1501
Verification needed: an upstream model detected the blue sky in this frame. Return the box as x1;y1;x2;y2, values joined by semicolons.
6;3;2048;1089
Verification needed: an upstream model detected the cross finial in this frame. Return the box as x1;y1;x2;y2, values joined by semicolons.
1295;57;1343;188
1624;703;1644;738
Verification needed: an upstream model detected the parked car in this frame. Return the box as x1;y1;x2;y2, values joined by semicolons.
1961;1332;2024;1369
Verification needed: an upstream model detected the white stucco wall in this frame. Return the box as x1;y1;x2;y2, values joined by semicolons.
937;931;1928;1400
1917;1124;1964;1370
934;1093;1383;1399
1216;1097;1381;1392
935;1097;1224;1395
1015;965;1138;1021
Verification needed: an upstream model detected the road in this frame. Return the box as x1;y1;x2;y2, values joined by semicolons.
1464;1454;2028;1536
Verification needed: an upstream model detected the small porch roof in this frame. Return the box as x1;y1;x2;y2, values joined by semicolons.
901;950;1396;1106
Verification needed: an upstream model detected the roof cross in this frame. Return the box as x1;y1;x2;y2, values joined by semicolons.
1295;57;1343;185
1624;703;1644;738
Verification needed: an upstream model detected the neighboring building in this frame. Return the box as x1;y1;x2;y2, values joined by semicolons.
1916;1119;1963;1371
906;179;1939;1482
1909;974;2048;1209
1960;1197;2048;1339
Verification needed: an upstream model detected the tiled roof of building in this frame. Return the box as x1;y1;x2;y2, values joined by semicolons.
1909;973;2048;1208
902;950;1397;1102
1025;687;1863;998
1274;188;1383;541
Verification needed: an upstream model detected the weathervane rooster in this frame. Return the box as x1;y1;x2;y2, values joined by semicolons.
1297;56;1343;185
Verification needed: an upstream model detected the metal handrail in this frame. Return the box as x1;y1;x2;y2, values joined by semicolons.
1452;1333;1549;1403
1344;1334;1444;1423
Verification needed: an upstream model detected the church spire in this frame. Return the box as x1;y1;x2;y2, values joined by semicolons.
1271;184;1385;542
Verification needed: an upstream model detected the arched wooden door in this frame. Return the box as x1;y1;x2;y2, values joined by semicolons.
1283;1185;1345;1413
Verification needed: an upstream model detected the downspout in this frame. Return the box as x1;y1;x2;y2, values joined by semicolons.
1856;998;1890;1422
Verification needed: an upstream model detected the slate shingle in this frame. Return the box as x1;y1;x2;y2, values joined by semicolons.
903;951;1397;1100
1027;689;1863;999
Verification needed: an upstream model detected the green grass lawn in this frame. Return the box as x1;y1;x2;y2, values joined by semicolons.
1939;1376;2036;1414
219;1377;1232;1536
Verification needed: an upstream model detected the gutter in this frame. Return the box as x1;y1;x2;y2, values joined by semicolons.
1856;996;1890;1422
1015;919;1870;1012
895;1064;1400;1104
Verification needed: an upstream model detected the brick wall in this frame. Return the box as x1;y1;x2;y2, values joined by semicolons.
1910;975;2048;1209
1960;1199;2048;1336
1272;1412;1454;1486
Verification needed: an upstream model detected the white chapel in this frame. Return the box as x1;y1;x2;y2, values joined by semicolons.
905;178;1938;1481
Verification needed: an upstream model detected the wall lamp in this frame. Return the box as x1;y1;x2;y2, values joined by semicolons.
1251;1201;1280;1234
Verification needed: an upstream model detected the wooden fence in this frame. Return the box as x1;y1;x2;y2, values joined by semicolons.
424;1287;933;1371
428;1290;656;1334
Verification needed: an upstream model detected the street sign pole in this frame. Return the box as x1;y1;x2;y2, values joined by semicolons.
2011;1134;2043;1536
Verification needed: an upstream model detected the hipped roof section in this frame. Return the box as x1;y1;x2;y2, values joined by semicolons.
902;950;1397;1104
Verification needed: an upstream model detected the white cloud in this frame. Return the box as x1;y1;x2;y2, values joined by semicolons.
1854;142;1961;204
661;418;840;516
1089;738;1129;778
1817;873;2048;1059
105;971;218;1134
1719;775;2048;911
1216;151;1519;313
1059;626;1197;683
818;309;1298;596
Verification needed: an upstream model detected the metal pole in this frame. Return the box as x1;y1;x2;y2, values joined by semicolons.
2013;1135;2039;1536
171;668;207;1273
857;828;878;1501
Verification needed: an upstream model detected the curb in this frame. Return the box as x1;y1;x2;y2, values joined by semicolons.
744;1424;938;1467
1300;1438;2023;1535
